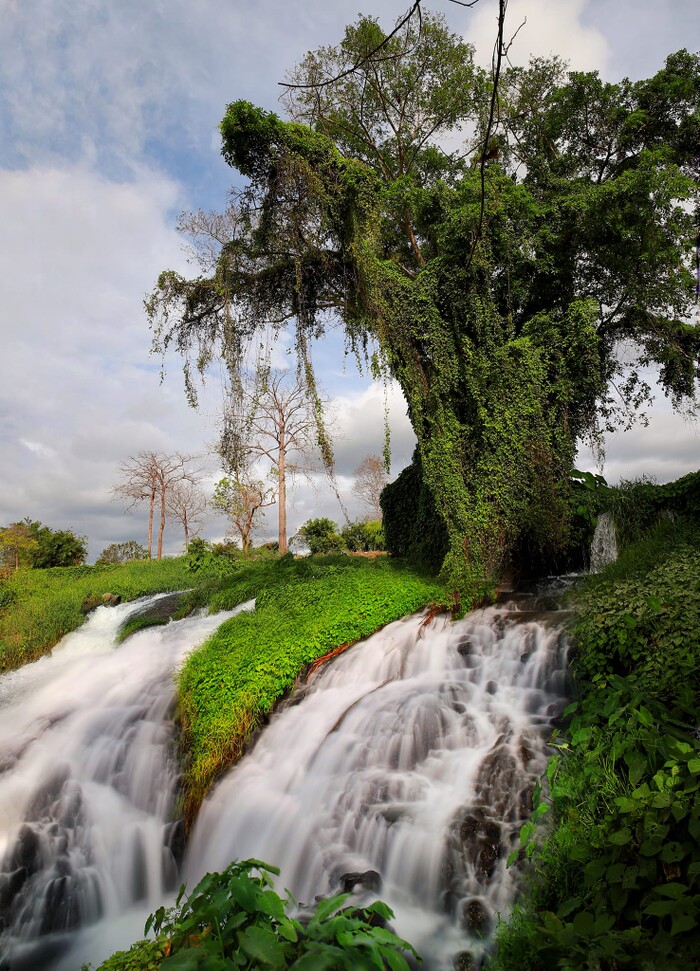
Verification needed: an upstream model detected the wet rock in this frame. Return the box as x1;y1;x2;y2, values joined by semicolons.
454;951;480;971
339;869;382;893
456;638;474;657
476;746;518;817
485;681;497;695
462;897;491;936
81;593;120;614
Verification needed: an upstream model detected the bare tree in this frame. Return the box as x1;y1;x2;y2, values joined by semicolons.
166;479;208;551
211;471;276;553
353;454;389;521
112;451;202;559
221;371;321;555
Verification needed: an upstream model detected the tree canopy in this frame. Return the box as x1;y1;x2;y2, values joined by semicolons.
147;9;700;604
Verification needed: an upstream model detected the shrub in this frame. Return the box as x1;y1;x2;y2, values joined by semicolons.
341;520;385;552
96;859;419;970
380;450;448;571
297;518;346;554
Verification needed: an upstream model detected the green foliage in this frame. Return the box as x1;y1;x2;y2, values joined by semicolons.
297;518;346;554
20;519;88;568
493;529;700;970
0;557;200;672
96;541;149;565
340;520;385;553
96;859;419;970
177;556;445;821
147;16;700;607
380;450;449;573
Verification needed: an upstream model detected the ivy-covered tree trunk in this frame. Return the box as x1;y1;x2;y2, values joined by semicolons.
147;14;699;606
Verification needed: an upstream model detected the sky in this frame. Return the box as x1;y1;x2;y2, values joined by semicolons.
1;0;699;560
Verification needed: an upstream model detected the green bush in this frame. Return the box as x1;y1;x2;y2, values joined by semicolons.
296;518;346;554
95;859;419;970
341;520;385;552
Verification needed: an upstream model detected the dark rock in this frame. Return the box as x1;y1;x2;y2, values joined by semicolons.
462;897;491;936
454;951;480;971
339;869;382;893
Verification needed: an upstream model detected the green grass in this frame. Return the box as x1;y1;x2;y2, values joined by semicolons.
177;555;446;823
0;558;196;671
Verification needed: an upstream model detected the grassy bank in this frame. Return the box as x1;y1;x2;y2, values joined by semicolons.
0;557;196;671
493;520;700;970
176;554;446;824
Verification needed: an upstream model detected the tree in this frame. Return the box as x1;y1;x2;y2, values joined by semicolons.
29;524;88;567
297;517;345;554
353;455;389;521
211;472;275;553
166;479;208;551
147;11;700;604
96;541;148;565
112;451;202;559
0;523;39;570
220;370;322;554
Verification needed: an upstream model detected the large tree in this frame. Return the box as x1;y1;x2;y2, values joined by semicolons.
147;10;700;604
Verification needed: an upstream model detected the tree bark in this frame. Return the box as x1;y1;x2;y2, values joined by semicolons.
147;488;155;559
278;436;287;555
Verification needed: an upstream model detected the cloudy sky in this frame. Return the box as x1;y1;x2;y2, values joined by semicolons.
1;0;699;560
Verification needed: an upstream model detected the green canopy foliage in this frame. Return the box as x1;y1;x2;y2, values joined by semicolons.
147;9;700;605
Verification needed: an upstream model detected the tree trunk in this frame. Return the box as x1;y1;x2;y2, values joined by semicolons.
147;489;155;559
157;492;166;560
183;515;190;551
278;438;287;555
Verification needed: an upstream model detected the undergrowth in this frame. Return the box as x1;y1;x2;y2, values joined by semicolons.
493;519;700;970
0;558;196;671
93;858;419;970
177;555;445;825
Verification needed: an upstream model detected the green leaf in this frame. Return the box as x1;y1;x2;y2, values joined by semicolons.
608;827;632;846
237;925;287;968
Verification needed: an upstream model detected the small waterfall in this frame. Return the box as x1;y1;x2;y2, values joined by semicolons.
0;596;249;971
590;511;618;572
186;598;571;969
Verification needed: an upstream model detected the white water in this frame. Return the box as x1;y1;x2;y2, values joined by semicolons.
0;596;250;971
0;594;569;970
186;599;570;969
590;511;618;572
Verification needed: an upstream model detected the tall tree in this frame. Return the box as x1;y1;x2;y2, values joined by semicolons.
147;11;700;604
166;479;208;551
112;451;201;558
220;370;320;555
353;454;388;521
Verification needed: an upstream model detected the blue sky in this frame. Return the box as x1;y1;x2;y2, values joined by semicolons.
1;0;699;559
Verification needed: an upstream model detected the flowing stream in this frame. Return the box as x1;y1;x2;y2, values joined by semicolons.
0;596;247;971
0;594;570;970
186;597;571;969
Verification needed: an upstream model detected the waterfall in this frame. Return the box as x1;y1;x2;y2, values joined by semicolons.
590;511;618;572
185;598;571;969
0;596;250;971
0;594;569;971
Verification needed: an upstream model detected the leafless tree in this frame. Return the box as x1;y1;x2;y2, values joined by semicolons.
111;451;202;558
353;454;389;521
166;479;208;551
221;370;322;555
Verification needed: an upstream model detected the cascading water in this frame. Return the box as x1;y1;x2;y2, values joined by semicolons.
590;511;618;572
0;595;249;971
186;598;571;969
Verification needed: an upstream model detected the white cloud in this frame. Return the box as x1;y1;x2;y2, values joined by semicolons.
466;0;610;72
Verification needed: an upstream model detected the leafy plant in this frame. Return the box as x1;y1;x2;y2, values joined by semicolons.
97;859;420;970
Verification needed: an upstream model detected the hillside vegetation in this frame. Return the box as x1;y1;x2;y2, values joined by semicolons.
494;519;700;970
